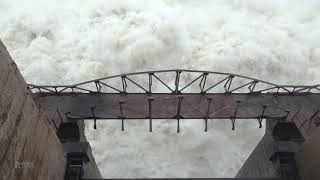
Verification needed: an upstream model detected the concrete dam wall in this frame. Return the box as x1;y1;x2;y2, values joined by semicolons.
0;40;102;180
0;40;66;179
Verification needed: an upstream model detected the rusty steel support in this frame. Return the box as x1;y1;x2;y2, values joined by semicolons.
33;93;320;139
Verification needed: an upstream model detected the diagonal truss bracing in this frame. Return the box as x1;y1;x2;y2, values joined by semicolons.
28;69;320;94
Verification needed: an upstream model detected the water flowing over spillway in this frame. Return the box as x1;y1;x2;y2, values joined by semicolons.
1;0;320;178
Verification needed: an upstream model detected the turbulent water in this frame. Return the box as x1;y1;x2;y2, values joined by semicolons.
1;0;320;178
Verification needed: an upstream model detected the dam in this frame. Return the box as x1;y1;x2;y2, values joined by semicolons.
1;39;320;180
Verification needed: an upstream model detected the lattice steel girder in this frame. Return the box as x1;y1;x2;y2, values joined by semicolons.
28;69;320;94
34;93;320;135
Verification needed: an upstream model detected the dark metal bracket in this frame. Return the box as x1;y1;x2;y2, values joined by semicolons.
175;96;184;133
257;105;267;128
91;107;97;129
230;101;240;130
147;98;154;132
119;101;125;131
204;97;213;132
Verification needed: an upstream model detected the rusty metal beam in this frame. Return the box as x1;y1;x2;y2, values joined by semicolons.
34;92;320;138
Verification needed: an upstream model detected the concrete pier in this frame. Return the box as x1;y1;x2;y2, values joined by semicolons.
237;120;305;179
236;121;276;177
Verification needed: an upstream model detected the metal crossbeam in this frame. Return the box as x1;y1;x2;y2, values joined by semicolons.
34;93;320;138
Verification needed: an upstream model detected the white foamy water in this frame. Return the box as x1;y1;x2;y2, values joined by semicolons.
1;0;320;178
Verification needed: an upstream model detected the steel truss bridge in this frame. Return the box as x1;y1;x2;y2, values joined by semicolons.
28;69;320;180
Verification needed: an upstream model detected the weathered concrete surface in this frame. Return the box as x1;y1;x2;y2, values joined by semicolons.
236;121;276;177
296;127;320;180
0;40;66;180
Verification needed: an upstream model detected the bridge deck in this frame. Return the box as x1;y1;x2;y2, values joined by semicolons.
34;93;320;138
